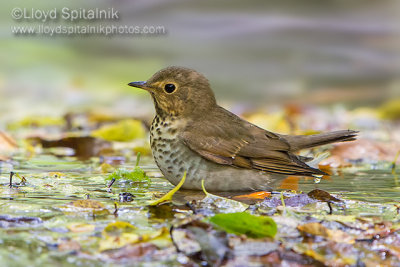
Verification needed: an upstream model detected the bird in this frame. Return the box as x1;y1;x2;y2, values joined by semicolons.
128;66;357;191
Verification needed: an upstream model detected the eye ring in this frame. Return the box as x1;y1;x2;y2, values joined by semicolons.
164;83;176;93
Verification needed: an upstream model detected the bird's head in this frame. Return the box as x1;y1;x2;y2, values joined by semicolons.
128;66;216;117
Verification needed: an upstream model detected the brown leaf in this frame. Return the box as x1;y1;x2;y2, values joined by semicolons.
278;176;299;191
320;139;400;167
103;243;158;260
34;136;111;159
58;240;81;252
307;189;341;203
0;131;17;158
298;222;354;244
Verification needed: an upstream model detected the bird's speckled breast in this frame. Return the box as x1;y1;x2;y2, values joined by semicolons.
150;115;196;185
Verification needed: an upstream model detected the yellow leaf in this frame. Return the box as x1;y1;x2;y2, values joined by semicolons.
91;119;146;142
379;98;400;120
102;221;136;237
67;223;95;233
7;116;64;130
65;199;110;216
99;163;115;173
149;171;186;206
244;112;290;134
99;221;168;251
72;199;105;209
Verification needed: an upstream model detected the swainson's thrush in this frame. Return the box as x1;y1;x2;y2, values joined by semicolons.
128;66;357;191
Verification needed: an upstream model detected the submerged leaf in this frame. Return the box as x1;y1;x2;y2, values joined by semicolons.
209;212;277;238
66;199;110;216
67;223;95;233
100;221;169;251
298;222;354;244
198;180;248;213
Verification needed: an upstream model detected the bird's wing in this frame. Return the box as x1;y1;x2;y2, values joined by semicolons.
180;107;325;176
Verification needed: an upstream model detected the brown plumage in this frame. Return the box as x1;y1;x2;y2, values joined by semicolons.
128;66;358;191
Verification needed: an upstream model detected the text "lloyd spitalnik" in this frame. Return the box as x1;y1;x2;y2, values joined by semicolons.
12;7;119;22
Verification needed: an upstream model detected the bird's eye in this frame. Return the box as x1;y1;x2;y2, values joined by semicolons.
164;83;176;93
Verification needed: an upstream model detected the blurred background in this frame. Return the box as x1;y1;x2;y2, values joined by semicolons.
1;0;400;126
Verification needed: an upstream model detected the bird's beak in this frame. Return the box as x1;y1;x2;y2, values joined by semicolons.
128;81;149;90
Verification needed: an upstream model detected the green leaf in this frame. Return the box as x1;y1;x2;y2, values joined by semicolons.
209;212;277;238
106;167;149;182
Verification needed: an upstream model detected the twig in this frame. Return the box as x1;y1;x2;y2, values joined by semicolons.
107;177;116;188
9;171;14;188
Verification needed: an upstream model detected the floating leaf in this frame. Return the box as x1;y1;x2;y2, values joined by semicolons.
65;199;110;216
91;119;146;142
106;168;149;182
106;153;149;183
233;191;271;201
209;212;277;238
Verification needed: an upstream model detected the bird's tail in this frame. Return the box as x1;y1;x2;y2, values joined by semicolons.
284;130;358;151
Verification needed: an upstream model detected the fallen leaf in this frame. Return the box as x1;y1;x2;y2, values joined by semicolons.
67;222;95;233
243;111;290;134
320;139;400;165
210;212;277;238
66;199;110;216
297;222;354;244
91;119;146;142
307;189;341;203
149;172;186;206
233;191;271;201
379;98;400;120
100;221;168;251
0;131;18;152
7;116;64;130
278;176;299;191
171;219;229;266
34;136;111;159
58;240;81;252
107;168;149;183
103;243;158;261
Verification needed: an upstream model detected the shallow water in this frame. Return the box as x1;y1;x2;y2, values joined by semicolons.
0;154;399;266
1;154;398;209
298;168;400;203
